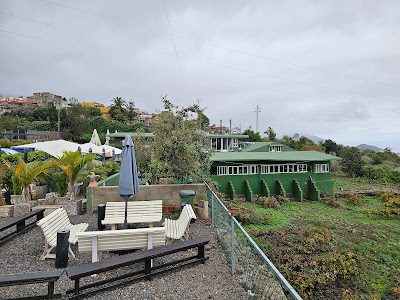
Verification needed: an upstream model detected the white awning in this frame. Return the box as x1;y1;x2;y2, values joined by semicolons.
12;139;82;158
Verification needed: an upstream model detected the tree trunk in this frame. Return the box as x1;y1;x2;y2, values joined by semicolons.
68;183;75;202
22;187;31;203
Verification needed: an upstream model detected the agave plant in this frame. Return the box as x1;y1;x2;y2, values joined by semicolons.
52;151;95;201
2;159;51;202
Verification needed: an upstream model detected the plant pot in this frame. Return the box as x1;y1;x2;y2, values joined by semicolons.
195;200;209;220
162;205;175;213
0;205;14;217
11;195;24;205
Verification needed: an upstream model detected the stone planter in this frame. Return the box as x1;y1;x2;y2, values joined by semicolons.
55;196;70;205
31;185;48;200
14;203;31;217
62;199;84;216
11;195;24;205
194;200;209;220
0;205;14;217
45;192;57;205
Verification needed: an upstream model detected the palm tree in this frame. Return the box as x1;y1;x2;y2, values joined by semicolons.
111;97;126;109
2;159;51;202
52;151;95;201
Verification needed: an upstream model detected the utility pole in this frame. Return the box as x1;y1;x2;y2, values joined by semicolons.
255;105;261;133
229;119;232;134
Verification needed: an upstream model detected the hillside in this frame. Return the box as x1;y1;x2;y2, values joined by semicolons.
357;144;383;152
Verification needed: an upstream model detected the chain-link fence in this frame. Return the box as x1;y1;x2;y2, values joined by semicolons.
206;183;302;300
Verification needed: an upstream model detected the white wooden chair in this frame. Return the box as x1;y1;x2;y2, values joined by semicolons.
77;227;166;262
37;207;88;260
164;204;197;244
102;200;163;230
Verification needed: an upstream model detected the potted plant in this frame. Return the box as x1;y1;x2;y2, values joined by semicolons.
51;151;95;202
195;194;209;220
0;166;14;217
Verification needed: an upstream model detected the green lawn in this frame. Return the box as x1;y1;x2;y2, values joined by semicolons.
229;189;399;299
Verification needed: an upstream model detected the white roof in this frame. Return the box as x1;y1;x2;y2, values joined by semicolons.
13;139;82;158
80;142;106;154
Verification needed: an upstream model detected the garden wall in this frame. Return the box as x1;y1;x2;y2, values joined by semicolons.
88;183;207;212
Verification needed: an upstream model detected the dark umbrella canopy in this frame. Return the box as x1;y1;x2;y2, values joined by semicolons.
118;135;140;196
118;135;140;228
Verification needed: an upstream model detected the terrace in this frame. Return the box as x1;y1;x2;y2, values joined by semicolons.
0;183;300;299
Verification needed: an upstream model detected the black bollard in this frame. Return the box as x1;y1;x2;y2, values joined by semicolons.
55;229;70;268
98;204;106;231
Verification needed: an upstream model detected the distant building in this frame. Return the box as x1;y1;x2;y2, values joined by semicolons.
81;101;111;120
0;97;39;114
27;92;66;109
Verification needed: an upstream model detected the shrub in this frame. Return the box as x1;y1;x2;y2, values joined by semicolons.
347;193;363;206
231;203;270;225
257;196;281;209
325;198;343;208
362;165;388;180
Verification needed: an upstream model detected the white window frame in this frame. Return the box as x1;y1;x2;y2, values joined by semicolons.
314;163;329;173
269;145;282;152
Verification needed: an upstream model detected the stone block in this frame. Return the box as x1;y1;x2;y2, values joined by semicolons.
55;196;70;205
14;203;31;217
62;199;83;216
45;192;57;205
29;200;38;207
0;205;14;217
37;198;46;206
31;185;48;200
11;195;24;205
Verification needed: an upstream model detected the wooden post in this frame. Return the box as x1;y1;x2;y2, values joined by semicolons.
55;229;70;268
145;259;152;280
97;204;106;231
16;220;25;232
197;245;205;263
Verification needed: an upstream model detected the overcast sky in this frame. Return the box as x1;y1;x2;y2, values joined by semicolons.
0;0;399;151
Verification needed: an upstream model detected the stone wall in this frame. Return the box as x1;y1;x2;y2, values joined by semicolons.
89;183;207;212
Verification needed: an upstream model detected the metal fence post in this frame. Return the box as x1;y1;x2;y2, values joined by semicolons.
230;216;235;274
211;194;215;228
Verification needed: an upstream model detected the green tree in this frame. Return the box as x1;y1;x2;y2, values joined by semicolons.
264;127;277;141
339;147;363;178
126;100;138;124
51;151;95;201
321;139;338;154
149;97;211;183
2;159;51;202
243;129;263;142
109;97;127;122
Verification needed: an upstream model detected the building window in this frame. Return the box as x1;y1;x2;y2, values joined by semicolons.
314;164;329;173
269;145;282;152
233;138;238;148
249;165;258;174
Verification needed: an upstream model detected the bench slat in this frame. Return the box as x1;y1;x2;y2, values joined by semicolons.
0;269;64;286
66;237;209;279
0;209;45;232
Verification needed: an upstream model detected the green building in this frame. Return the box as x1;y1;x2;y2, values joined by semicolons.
209;141;340;201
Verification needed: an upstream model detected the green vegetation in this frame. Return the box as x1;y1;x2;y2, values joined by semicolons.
0;100;148;143
223;181;400;299
134;97;211;183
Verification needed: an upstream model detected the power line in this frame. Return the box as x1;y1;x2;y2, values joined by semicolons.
38;0;111;20
162;0;182;72
176;51;399;104
171;33;400;90
0;11;53;26
0;28;38;39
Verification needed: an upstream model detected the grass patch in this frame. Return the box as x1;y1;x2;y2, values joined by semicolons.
226;182;400;299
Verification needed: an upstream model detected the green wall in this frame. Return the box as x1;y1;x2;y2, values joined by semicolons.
210;172;334;198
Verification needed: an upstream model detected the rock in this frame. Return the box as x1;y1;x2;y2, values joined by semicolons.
37;198;46;206
14;203;31;216
45;192;57;204
10;195;24;205
0;205;14;217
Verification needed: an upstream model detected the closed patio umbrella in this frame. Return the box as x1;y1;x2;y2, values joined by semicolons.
118;135;140;228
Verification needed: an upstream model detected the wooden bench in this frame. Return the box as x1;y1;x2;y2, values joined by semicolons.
37;208;88;260
77;227;166;262
0;269;64;299
65;237;209;297
102;200;163;230
0;208;45;244
165;204;197;243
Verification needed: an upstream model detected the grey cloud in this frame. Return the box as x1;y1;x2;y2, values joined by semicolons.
0;0;399;150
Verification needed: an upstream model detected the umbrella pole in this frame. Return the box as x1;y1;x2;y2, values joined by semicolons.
123;196;128;229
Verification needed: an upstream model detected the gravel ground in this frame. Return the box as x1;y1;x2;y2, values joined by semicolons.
0;214;249;300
